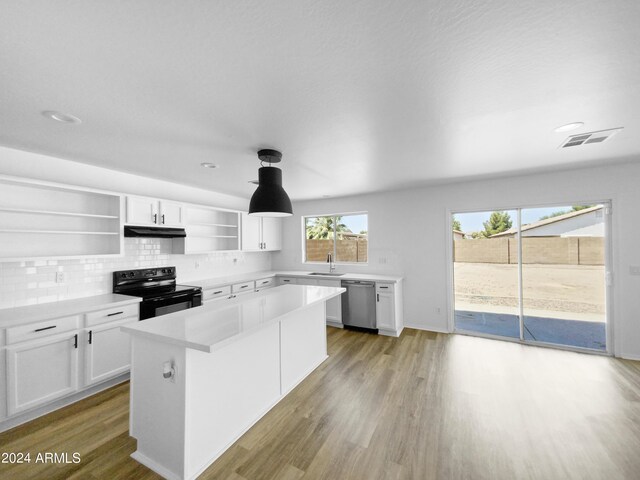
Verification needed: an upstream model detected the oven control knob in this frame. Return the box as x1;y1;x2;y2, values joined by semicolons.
120;273;127;278
161;269;166;274
129;272;135;277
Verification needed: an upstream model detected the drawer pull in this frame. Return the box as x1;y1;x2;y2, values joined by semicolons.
240;285;248;289
379;286;389;289
107;311;124;317
34;325;56;332
213;290;223;295
261;280;269;284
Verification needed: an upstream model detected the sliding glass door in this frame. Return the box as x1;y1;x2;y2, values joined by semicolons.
452;203;608;352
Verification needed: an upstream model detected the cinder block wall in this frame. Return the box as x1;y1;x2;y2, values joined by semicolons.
454;237;604;265
306;239;368;262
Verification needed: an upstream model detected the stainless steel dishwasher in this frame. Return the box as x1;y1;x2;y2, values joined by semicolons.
341;280;377;332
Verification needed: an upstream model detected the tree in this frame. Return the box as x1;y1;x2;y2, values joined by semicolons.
452;216;462;231
306;216;350;239
482;211;512;237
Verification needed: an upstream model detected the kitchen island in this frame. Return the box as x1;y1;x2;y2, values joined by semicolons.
122;284;345;480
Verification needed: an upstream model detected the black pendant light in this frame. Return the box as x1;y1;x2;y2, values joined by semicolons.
248;149;293;217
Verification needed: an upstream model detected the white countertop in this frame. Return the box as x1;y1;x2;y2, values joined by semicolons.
189;270;402;290
275;270;403;282
0;294;141;329
122;284;345;353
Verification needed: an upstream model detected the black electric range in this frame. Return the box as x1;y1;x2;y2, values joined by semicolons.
113;266;202;320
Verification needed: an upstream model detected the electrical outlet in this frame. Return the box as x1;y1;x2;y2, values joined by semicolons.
378;257;387;264
55;272;65;283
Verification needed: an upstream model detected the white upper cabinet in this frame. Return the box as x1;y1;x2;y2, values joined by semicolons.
126;196;185;227
241;214;282;251
241;214;262;251
158;201;184;227
126;196;158;225
261;217;282;251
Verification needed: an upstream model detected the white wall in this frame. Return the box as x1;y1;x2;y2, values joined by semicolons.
0;146;271;309
273;161;640;360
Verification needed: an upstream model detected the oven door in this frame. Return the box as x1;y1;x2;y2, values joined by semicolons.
140;291;203;320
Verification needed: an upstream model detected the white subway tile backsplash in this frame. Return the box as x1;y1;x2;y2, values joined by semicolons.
0;238;271;309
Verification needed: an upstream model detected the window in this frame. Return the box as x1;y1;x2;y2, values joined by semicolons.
304;213;368;264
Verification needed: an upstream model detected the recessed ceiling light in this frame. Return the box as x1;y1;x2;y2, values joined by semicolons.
42;110;82;124
554;122;584;133
200;163;218;169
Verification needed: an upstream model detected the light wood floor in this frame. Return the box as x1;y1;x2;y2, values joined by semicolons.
2;328;640;479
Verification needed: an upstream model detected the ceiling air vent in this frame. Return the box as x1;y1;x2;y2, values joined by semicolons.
559;128;623;148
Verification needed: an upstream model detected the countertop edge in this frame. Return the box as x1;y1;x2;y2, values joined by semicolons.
122;286;345;352
0;294;142;329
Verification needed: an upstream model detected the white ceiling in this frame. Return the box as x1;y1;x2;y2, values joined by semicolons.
1;1;639;200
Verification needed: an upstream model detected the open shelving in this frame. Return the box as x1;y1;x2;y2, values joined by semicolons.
0;178;122;259
172;206;240;254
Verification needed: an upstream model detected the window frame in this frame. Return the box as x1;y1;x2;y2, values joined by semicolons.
302;211;369;265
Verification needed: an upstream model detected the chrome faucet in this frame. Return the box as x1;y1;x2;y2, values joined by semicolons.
327;253;335;273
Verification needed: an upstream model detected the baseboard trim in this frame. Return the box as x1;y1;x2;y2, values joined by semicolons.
403;323;450;334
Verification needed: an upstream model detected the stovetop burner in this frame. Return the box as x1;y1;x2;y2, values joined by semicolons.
113;266;202;301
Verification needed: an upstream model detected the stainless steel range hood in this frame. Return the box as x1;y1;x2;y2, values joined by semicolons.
124;226;186;238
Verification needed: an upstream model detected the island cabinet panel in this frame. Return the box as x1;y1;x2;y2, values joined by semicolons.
185;323;281;475
129;337;187;475
125;285;342;480
280;301;327;394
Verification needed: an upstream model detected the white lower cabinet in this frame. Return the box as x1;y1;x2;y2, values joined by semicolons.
6;331;79;416
1;301;140;424
375;282;403;336
84;317;137;386
255;277;275;292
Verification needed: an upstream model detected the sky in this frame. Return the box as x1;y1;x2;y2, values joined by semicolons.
341;214;367;233
453;206;596;233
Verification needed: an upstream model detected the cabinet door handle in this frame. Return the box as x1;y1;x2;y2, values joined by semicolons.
74;334;78;349
153;213;158;224
35;325;56;332
377;294;380;302
88;330;93;344
263;242;266;249
162;214;165;224
107;311;123;317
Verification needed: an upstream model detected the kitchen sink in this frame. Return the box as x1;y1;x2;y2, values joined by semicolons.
308;272;345;276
